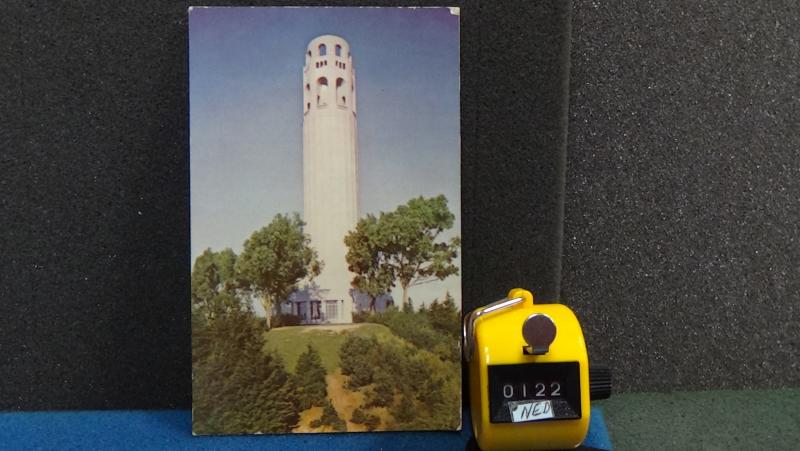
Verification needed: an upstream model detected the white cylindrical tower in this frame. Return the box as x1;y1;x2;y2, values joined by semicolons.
302;35;357;324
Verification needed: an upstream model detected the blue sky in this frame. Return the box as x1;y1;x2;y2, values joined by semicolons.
190;7;460;309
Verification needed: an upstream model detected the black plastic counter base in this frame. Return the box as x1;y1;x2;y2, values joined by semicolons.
1;0;572;410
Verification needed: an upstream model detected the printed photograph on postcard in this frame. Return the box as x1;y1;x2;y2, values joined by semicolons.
189;6;461;434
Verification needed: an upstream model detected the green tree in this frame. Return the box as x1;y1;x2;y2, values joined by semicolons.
344;214;395;311
393;389;416;425
345;195;460;309
351;406;381;431
365;369;394;408
387;196;460;308
427;291;460;339
191;248;240;319
310;400;346;431
337;328;461;431
340;335;377;388
294;345;328;410
192;309;299;434
236;213;321;328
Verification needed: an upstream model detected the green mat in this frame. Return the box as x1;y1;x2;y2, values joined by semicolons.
597;389;800;450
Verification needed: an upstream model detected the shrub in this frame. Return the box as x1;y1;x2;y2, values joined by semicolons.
432;340;461;363
340;335;378;388
383;311;442;351
337;314;462;431
270;313;302;328
363;414;380;431
310;400;346;431
364;370;394;408
351;310;370;323
350;406;367;423
351;406;381;431
427;292;461;339
362;306;458;361
392;390;416;425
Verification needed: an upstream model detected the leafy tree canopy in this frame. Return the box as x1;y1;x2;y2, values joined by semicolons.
345;195;460;308
345;214;396;311
236;213;321;327
191;248;241;319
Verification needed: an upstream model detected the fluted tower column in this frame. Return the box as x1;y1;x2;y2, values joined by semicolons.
302;35;357;323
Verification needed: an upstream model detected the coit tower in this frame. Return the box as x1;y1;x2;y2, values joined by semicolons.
302;35;357;323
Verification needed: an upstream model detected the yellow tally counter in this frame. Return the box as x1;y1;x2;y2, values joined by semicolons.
464;288;611;450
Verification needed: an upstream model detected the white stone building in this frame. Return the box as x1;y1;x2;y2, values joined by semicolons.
289;35;358;324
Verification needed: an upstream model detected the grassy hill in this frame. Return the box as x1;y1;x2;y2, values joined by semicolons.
263;318;462;432
263;323;397;374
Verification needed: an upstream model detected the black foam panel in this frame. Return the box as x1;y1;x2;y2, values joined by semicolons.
1;1;572;410
564;0;800;392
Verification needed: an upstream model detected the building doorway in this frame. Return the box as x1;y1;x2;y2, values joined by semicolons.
325;300;338;322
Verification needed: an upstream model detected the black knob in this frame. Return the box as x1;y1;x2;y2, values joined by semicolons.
589;364;612;400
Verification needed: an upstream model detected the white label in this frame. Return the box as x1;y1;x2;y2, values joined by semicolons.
509;400;555;423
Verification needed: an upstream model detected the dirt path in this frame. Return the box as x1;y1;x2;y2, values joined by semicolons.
326;368;368;432
291;371;369;432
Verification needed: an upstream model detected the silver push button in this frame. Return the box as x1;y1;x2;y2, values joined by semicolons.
522;313;557;355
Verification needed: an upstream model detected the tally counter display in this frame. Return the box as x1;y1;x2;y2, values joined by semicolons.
464;288;611;451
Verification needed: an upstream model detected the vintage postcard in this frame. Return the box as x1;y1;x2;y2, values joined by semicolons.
190;6;461;434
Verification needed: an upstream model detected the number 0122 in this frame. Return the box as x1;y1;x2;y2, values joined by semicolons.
502;381;562;399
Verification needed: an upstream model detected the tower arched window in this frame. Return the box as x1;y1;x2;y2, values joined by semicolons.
335;78;345;107
335;44;342;57
306;83;310;92
318;43;327;56
316;77;329;107
307;50;311;57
